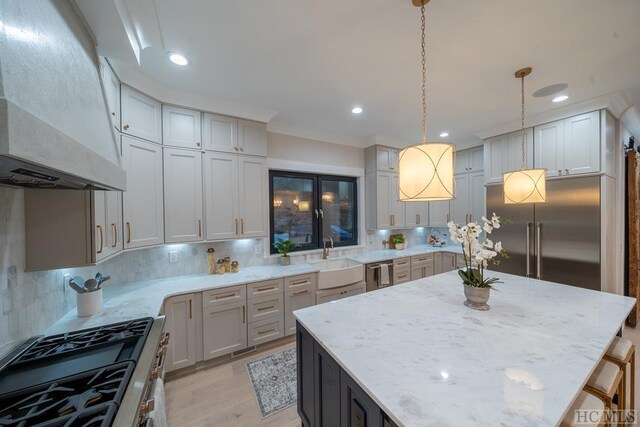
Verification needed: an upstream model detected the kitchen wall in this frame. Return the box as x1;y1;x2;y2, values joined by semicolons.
0;133;450;353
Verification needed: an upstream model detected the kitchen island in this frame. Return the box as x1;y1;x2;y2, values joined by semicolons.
294;271;636;427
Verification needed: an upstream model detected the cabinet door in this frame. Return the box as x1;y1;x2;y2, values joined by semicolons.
563;111;600;175
100;59;120;131
454;149;469;174
469;171;485;224
93;191;107;262
389;173;405;228
534;120;564;178
442;253;456;272
204;152;239;240
433;252;443;274
469;146;484;172
373;173;392;229
314;342;342;427
203;300;247;360
484;130;532;183
122;136;164;248
285;288;315;336
238;156;268;237
165;294;197;372
238;119;267;156
163;148;203;243
429;200;450;227
449;174;470;225
411;265;425;281
341;370;383;427
203;113;238;153
297;324;315;427
506;128;534;174
405;202;429;227
162;106;202;149
376;146;398;172
121;86;161;143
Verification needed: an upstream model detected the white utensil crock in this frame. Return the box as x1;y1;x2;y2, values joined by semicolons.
77;288;103;317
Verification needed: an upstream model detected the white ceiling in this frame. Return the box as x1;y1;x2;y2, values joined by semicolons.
75;0;640;148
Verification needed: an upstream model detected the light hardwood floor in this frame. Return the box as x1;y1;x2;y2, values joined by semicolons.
165;341;300;427
165;326;640;426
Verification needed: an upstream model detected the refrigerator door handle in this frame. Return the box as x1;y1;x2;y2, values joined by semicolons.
536;222;542;279
526;222;532;277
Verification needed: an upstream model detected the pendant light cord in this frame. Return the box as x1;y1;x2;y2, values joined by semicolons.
520;74;526;170
421;4;427;143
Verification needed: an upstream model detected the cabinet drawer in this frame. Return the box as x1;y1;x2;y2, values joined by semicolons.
394;268;411;285
203;285;246;307
411;254;433;266
248;293;283;322
248;317;284;346
393;257;410;269
315;282;365;305
284;274;317;291
247;278;283;299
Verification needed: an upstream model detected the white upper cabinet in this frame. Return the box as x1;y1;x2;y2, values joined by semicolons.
121;85;162;143
469;171;485;223
377;146;399;172
405;202;429;227
237;119;268;156
563;111;600;175
122;135;165;248
428;200;450;227
238;156;268;237
163;148;204;243
203;113;238;153
534;120;564;178
162;106;202;149
94;190;123;261
99;58;120;131
366;171;405;230
484;128;533;184
204;152;239;240
455;146;484;174
449;174;470;225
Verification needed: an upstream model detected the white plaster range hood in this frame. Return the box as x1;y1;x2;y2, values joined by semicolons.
0;0;126;191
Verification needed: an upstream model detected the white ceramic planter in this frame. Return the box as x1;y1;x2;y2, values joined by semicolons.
77;289;103;317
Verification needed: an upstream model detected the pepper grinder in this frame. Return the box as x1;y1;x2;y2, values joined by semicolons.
207;248;216;275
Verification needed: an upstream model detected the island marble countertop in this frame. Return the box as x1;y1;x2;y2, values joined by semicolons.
294;270;636;427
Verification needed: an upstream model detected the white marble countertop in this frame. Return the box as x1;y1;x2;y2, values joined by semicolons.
349;244;462;264
45;263;318;335
44;245;462;335
294;271;636;427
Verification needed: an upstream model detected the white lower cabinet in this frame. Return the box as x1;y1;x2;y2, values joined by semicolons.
248;317;284;346
441;252;457;273
202;299;248;360
165;294;197;372
284;274;317;336
247;279;284;345
316;282;365;305
410;254;434;280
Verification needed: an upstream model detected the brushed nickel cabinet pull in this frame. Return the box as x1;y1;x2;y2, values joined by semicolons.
198;219;202;237
189;299;192;319
111;223;117;247
257;305;275;311
215;293;236;300
123;124;130;130
258;328;276;335
96;225;104;254
293;290;309;295
126;222;131;244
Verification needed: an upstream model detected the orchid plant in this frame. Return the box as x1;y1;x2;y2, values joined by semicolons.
447;213;508;289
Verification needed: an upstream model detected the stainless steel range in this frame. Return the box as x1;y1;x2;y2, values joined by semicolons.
0;317;167;426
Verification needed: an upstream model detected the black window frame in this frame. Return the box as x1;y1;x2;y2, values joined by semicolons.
269;170;358;254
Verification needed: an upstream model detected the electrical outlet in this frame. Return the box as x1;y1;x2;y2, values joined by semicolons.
254;244;262;255
63;273;71;293
169;251;178;263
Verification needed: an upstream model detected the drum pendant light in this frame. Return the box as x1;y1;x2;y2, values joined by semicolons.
398;0;455;202
502;67;547;204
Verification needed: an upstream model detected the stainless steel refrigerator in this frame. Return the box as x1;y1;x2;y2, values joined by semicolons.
486;176;601;291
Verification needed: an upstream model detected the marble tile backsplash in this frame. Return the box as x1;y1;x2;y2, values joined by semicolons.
0;184;449;352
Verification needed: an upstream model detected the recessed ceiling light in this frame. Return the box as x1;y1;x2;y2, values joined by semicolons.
168;52;190;66
351;106;363;114
552;95;569;103
439;132;449;138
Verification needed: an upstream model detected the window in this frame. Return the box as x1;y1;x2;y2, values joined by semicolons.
269;171;358;253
